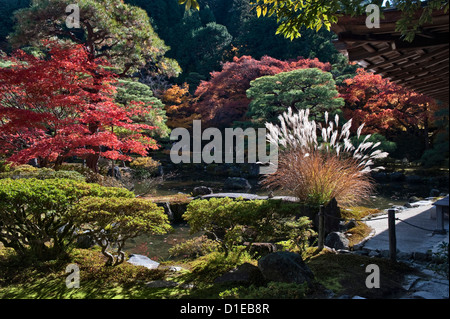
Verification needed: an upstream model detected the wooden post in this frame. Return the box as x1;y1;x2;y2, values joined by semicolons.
318;205;325;251
388;208;397;262
435;205;445;234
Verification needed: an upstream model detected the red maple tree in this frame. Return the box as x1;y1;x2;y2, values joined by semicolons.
0;41;158;168
194;55;331;128
339;69;438;143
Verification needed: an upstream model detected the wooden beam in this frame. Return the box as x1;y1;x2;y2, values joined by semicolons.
421;91;449;98
381;61;449;79
383;52;449;71
361;43;377;53
349;47;398;61
395;34;450;50
397;75;449;88
408;81;449;92
368;48;449;71
366;52;424;70
405;81;450;91
416;84;449;93
339;32;450;49
413;88;449;99
395;71;450;86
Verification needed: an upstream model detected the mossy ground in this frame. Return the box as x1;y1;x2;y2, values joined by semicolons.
305;251;418;298
0;204;409;299
0;245;418;299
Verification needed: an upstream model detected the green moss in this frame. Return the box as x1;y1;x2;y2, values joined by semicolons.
341;206;381;220
1;242;418;299
0;248;169;299
146;193;192;204
307;252;417;298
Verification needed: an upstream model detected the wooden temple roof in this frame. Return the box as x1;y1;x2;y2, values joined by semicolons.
331;8;449;105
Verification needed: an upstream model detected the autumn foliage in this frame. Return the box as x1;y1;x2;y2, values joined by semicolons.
339;68;438;139
161;83;200;129
194;55;331;128
0;42;159;168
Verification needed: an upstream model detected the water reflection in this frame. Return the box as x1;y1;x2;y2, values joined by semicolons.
126;178;443;260
123;224;203;261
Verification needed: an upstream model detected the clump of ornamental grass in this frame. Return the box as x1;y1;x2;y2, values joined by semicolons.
264;108;388;207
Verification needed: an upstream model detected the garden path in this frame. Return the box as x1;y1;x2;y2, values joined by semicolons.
362;201;449;255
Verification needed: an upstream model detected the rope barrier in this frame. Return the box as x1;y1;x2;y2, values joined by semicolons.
395;217;437;232
324;213;437;232
323;213;388;222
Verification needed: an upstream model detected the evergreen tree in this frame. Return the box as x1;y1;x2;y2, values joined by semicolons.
115;79;171;139
246;68;344;125
0;0;30;51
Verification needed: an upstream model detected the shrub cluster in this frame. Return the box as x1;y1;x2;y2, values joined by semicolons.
168;235;220;259
129;157;160;179
188;249;255;284
73;196;171;266
57;163;124;188
184;197;314;257
0;178;170;264
0;164;85;182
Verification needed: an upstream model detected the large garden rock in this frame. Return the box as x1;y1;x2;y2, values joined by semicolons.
371;172;389;182
323;197;341;234
325;232;349;250
192;186;213;196
76;232;96;249
389;172;405;182
405;175;422;184
107;166;122;180
224;177;251;190
214;263;265;285
155;201;190;224
127;254;160;269
258;252;314;285
248;242;277;257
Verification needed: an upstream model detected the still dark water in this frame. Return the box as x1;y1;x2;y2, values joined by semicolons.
125;177;445;260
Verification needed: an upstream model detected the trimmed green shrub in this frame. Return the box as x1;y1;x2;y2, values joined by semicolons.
129;156;160;179
0;159;13;173
57;163;123;187
0;165;85;182
0;178;133;261
72;197;172;266
169;235;220;259
184;198;313;256
188;249;255;284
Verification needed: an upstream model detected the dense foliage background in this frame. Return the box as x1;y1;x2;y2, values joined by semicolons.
0;0;448;165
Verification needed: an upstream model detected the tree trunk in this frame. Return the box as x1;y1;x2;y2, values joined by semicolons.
423;116;431;150
86;153;100;173
86;122;100;173
100;242;115;266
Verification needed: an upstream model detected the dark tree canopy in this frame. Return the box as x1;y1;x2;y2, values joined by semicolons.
10;0;180;77
0;0;30;51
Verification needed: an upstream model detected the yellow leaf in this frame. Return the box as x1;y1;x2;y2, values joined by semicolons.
193;0;200;10
256;6;262;17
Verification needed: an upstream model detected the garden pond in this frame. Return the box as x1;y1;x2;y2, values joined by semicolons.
125;175;447;260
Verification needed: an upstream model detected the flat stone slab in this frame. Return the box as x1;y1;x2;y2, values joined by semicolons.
200;193;267;200
200;193;299;202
